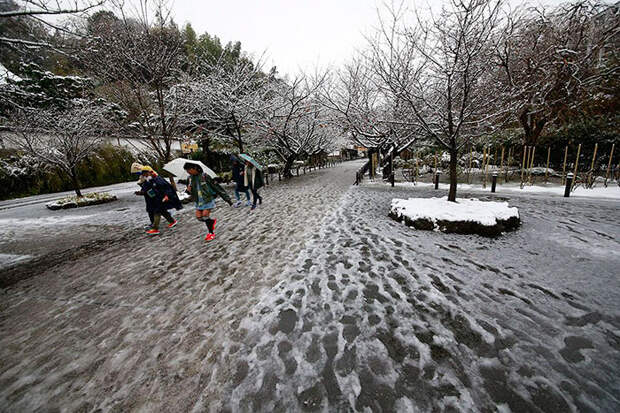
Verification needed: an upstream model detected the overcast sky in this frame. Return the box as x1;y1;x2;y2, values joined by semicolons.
125;0;565;77
163;0;378;76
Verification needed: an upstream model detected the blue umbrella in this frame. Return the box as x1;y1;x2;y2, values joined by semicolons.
239;153;264;170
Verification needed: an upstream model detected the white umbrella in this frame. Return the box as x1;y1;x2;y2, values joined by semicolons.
163;158;217;179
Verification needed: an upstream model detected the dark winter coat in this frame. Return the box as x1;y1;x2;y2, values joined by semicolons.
232;163;247;190
245;166;264;190
188;173;233;206
140;175;183;213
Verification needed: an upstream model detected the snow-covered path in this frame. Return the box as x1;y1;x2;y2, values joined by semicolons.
208;183;620;412
0;161;361;412
1;164;619;412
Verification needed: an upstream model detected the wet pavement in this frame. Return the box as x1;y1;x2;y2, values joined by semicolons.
1;163;619;412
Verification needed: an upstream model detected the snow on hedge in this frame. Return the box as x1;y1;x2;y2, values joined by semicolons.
46;192;117;210
390;197;519;226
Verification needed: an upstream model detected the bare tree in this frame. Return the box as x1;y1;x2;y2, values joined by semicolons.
6;99;111;196
80;0;187;162
321;57;423;173
191;57;274;153
369;0;508;201
495;0;620;146
255;73;336;177
322;58;393;149
0;0;106;48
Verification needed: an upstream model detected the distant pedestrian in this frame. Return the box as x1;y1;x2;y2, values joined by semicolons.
231;155;251;207
184;162;233;242
139;166;183;236
244;160;264;210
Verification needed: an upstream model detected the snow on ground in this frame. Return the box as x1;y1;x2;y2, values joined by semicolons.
206;183;620;411
0;162;619;412
0;254;32;269
393;180;620;199
0;161;361;412
390;197;519;226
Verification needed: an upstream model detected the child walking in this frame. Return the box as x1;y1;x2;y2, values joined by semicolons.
139;166;183;236
184;162;233;242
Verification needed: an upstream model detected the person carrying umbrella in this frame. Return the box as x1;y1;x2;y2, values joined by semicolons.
231;155;251;207
184;162;233;242
242;157;264;210
139;166;183;236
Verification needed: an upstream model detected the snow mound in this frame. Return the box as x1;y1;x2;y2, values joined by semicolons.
46;192;117;210
389;197;520;236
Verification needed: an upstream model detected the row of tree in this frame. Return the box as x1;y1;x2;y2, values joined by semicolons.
0;0;343;197
0;0;618;200
326;0;618;201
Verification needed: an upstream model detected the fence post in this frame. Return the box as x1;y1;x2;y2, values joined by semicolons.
564;173;574;197
562;145;569;185
491;172;498;193
434;170;441;189
572;144;582;190
605;143;615;185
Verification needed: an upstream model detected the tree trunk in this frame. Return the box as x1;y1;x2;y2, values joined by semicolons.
519;110;547;146
448;148;458;202
283;156;296;178
70;167;82;197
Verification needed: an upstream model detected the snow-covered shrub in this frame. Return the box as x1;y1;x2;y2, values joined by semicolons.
46;192;117;210
389;197;521;237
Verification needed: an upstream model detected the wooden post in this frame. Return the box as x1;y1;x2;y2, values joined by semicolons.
506;146;512;182
605;143;615;185
482;146;488;188
520;145;528;189
587;143;598;188
527;146;536;185
544;147;551;183
562;146;568;185
571;144;582;190
434;153;438;175
468;146;473;184
484;147;490;188
590;143;598;172
499;146;505;184
390;144;395;187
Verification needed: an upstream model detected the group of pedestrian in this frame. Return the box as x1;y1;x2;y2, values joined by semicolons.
132;155;264;242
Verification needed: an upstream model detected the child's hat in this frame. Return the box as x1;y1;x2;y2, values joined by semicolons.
131;162;144;174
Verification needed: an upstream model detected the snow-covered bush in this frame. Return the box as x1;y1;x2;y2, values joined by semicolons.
389;197;520;237
46;192;117;210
